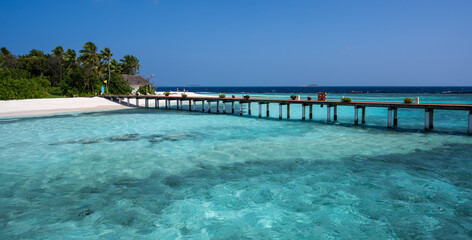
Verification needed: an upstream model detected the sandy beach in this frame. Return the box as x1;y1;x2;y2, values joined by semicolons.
0;92;209;117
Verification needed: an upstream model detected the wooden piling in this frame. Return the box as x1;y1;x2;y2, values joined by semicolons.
327;106;331;123
266;103;270;117
468;110;472;135
240;102;243;116
155;99;159;109
208;102;211;113
354;106;359;125
387;107;393;128
279;104;283;120
287;104;290;119
309;105;313;119
136;98;139;107
393;108;398;126
145;98;149;108
429;109;434;129
248;102;252;115
127;97;130;106
232;102;235;114
362;107;366;123
201;101;205;112
223;102;226;114
217;101;220;113
302;104;306;120
259;103;262;118
425;108;430;130
334;105;338;121
180;100;183;111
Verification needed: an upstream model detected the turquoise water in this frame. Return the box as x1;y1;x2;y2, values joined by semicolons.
1;93;472;239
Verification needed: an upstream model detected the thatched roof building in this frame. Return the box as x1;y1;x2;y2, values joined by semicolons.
122;74;152;92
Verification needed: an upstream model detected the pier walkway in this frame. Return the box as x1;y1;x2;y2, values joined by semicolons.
103;95;472;135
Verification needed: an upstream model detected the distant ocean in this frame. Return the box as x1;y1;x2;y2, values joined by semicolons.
156;86;472;94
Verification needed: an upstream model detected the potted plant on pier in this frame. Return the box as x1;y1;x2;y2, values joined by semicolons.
307;97;312;100
232;95;236;98
403;97;413;103
243;95;250;100
341;97;352;103
182;93;188;98
164;91;170;96
290;95;297;100
219;94;226;98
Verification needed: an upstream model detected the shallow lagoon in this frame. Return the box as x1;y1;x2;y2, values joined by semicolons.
1;93;471;239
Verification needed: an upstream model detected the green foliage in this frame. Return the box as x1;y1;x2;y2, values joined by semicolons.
0;42;136;99
341;97;352;103
290;95;297;100
243;95;250;100
182;93;188;98
0;69;49;100
404;97;413;103
164;91;170;96
219;94;226;98
109;74;132;95
137;85;155;95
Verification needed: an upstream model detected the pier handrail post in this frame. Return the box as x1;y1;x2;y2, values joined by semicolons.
354;106;359;125
279;104;283;120
362;107;366;124
387;107;393;128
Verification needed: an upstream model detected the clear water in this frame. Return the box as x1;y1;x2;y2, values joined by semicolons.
1;93;472;239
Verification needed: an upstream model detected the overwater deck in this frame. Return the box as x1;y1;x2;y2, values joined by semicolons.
104;95;472;134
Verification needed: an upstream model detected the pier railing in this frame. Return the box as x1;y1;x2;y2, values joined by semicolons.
103;95;472;135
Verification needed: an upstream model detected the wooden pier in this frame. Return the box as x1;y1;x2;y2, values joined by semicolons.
104;95;472;135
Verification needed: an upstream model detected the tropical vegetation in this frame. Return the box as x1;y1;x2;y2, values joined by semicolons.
0;42;141;100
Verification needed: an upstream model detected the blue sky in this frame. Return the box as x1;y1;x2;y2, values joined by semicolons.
1;0;471;86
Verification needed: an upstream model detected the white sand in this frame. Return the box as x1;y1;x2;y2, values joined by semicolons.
0;92;213;117
0;97;130;117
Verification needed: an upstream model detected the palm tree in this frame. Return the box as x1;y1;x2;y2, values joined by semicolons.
49;46;64;86
78;42;99;92
100;47;113;94
120;55;141;75
29;49;46;76
0;47;17;69
64;49;77;73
